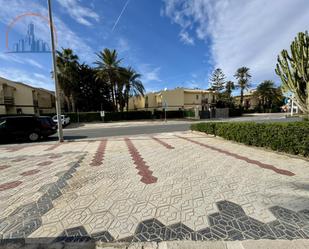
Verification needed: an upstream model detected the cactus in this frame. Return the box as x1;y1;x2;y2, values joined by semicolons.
275;31;309;114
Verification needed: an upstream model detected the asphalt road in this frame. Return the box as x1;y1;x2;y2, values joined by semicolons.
58;123;190;140
50;115;302;141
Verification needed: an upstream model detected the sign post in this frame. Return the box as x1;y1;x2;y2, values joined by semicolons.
163;100;168;122
100;111;105;122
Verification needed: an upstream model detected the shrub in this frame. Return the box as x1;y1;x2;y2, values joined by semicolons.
229;108;242;117
153;110;185;119
191;121;309;156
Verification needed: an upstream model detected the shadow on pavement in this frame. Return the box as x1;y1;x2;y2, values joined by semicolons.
47;135;88;141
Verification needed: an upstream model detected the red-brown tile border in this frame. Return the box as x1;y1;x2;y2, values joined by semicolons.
176;135;295;177
37;161;53;167
0;165;10;170
125;138;157;184
151;136;175;149
0;181;22;191
90;140;107;166
45;144;62;151
20;169;40;176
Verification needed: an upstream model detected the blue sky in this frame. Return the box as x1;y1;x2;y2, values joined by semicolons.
1;0;309;93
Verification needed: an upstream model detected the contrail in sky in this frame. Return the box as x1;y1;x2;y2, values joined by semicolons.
112;0;131;32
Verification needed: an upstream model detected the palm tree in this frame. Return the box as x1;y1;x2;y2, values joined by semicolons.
234;67;251;109
56;48;79;112
255;80;283;111
94;49;122;111
225;81;235;98
122;67;145;112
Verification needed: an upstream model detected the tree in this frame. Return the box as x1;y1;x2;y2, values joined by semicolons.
56;48;80;112
234;67;251;109
225;81;235;98
254;80;284;112
275;31;309;114
95;49;122;111
221;81;235;107
209;68;226;92
122;67;145;112
76;64;113;112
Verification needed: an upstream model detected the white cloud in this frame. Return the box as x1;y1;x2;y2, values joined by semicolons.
24;59;43;69
179;30;194;45
56;0;99;26
0;54;43;69
0;68;53;90
162;0;309;85
117;37;130;53
139;65;162;83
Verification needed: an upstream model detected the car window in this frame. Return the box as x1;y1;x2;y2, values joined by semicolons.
0;119;6;128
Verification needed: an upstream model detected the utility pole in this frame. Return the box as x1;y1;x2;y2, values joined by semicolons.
47;0;64;142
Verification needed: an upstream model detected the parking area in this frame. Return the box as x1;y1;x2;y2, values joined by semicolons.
1;131;309;242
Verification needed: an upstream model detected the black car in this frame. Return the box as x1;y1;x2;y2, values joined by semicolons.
0;116;57;143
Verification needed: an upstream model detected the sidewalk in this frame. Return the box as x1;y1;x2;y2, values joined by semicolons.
2;240;309;248
1;131;309;243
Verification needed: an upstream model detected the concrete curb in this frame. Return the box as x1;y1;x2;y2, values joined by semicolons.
2;240;309;249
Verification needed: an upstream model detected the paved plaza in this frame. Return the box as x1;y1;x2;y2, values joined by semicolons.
1;131;309;243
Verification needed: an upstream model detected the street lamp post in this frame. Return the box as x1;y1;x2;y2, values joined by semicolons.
47;0;64;142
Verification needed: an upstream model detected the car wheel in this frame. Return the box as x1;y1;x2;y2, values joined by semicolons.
29;132;40;142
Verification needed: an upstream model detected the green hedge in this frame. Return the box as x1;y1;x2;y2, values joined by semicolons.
191;122;309;156
153;110;187;119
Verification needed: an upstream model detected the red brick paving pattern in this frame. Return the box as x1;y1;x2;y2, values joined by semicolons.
12;158;26;162
37;161;53;167
5;146;27;152
176;135;295;177
21;169;40;176
45;144;62;151
125;138;157;184
151;136;175;149
49;154;62;159
90;140;107;166
0;165;10;170
0;181;22;191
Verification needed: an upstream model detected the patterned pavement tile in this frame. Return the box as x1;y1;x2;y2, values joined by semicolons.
0;132;309;242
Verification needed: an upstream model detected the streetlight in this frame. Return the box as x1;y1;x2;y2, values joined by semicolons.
47;0;64;142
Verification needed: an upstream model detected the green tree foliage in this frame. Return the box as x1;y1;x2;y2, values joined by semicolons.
275;31;309;114
94;49;122;111
122;67;145;112
234;67;251;109
209;68;226;92
254;80;284;112
56;48;145;113
56;48;80;112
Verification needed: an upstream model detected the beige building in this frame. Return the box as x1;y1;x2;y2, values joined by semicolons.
0;77;56;115
128;87;217;111
234;89;259;110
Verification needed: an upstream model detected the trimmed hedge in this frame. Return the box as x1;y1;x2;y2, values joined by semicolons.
153;110;187;119
191;122;309;156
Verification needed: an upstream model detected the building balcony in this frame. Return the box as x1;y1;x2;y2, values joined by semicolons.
3;96;14;106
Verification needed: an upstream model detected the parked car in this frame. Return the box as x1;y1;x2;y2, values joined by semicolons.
52;115;70;126
0;116;57;143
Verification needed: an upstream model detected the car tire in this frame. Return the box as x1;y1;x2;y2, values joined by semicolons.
29;132;40;142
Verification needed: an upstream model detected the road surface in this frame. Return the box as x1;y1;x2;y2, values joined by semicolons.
51;114;302;140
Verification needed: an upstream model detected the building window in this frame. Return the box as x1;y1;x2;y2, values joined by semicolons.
196;95;199;100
